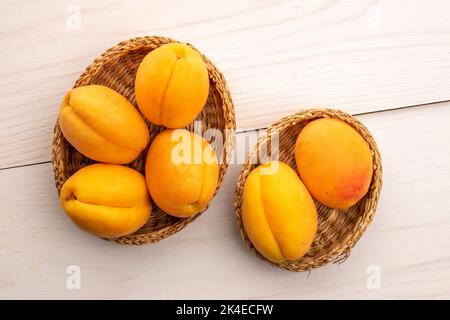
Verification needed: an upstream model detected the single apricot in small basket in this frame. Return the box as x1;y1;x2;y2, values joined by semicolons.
145;129;219;217
135;43;209;128
295;118;373;209
60;164;151;238
242;161;318;263
58;85;149;164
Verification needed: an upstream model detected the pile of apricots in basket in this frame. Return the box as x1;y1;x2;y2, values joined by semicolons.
59;43;218;237
242;118;373;263
58;42;373;264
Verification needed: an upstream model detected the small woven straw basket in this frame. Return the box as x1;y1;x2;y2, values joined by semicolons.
52;36;236;245
234;109;382;271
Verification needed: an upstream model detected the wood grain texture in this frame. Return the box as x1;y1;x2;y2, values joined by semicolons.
1;103;449;299
1;0;450;168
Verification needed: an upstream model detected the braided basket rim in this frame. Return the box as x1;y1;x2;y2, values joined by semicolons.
233;108;382;271
52;36;236;245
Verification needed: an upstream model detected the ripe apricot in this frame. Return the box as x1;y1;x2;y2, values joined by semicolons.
242;161;318;263
58;85;149;164
145;129;219;217
135;43;209;128
295;118;373;209
60;164;151;238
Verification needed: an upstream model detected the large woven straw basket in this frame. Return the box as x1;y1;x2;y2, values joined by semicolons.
234;109;382;271
52;36;235;245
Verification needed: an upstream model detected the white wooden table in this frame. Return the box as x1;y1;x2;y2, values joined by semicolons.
1;0;450;299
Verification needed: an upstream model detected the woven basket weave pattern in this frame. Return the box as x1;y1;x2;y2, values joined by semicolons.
52;36;236;245
234;109;382;271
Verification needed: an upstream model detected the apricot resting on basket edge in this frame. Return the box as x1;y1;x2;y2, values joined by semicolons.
58;84;149;164
135;43;209;128
60;164;151;238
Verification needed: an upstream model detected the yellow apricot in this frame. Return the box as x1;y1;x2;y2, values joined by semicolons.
295;118;373;209
145;129;219;217
135;43;209;128
242;161;318;263
60;164;151;238
58;85;149;164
